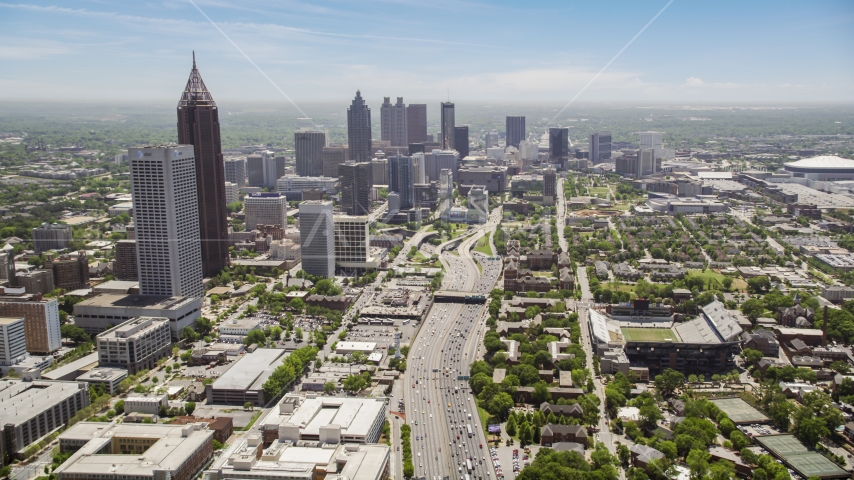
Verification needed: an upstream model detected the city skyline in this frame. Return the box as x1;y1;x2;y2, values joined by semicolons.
1;1;852;103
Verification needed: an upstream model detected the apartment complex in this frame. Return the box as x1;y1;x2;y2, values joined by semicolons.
32;223;73;254
113;240;138;281
0;287;61;355
44;253;89;291
0;316;28;368
96;317;172;374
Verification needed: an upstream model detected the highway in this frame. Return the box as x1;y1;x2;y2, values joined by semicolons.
403;209;502;480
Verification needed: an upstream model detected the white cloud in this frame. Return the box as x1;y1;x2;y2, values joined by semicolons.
685;76;704;86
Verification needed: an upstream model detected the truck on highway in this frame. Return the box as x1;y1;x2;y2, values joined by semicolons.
466;459;473;473
466;424;473;438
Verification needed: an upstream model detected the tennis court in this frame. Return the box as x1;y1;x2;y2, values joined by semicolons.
709;397;769;424
755;435;849;479
620;327;677;342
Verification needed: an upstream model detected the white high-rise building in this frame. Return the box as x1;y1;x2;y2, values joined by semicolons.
0;316;28;367
439;169;453;222
299;201;335;278
244;193;288;230
411;152;427;184
334;216;379;271
129;145;204;298
639;131;674;160
225;182;239;205
467;185;488;224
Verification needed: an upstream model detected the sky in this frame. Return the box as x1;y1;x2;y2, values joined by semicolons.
1;0;853;104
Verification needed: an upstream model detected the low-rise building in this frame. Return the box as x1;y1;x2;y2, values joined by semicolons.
73;294;202;340
540;424;587;447
822;285;854;304
207;435;389;480
124;393;169;415
0;379;89;463
206;349;290;406
76;367;128;394
259;394;387;446
56;422;213;480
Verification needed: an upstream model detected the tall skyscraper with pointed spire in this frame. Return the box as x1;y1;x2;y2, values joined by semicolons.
176;52;229;278
347;91;372;163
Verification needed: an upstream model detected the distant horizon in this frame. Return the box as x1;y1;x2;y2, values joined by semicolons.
2;1;853;104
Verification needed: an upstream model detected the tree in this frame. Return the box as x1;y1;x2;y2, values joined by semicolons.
114;399;125;414
185;401;196;416
60;324;90;343
617;444;631;467
180;326;199;343
747;276;771;294
244;401;254;411
531;382;552;404
314;279;342;297
741;298;765;320
294;327;304;342
506;415;517;436
721;277;733;291
653;369;685;397
343;374;367;393
686;449;710;479
638;404;663;430
830;360;850;374
741;348;764;365
324;381;337;394
708;460;735;480
487;392;514;420
244;329;267;346
730;430;749;450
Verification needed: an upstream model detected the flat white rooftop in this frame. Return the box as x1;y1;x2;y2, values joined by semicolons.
211;348;288;392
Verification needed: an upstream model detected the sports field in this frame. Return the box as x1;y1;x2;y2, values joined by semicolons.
620;327;677;342
709;397;769;424
754;435;849;479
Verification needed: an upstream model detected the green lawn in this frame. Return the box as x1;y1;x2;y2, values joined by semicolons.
477;406;490;434
620;327;677;342
474;235;494;256
602;281;636;293
589;187;610;196
685;269;747;291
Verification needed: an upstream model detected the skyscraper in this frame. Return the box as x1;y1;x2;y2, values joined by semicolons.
295;130;326;177
425;150;459;182
381;97;408;147
639;131;665;160
388;156;414;210
549;128;569;161
299;201;335;279
438;169;453;221
589;131;612;164
544;167;556;198
32;223;72;254
321;145;349;178
440;102;455;150
129;145;204;298
176;53;229;278
506;116;526;149
246;153;266;187
484;129;499;148
406;104;428;145
244;193;288;230
339;162;373;216
454;126;470;159
224;159;246;188
347;91;372;163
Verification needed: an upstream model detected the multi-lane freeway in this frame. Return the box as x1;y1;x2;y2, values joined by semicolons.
403;210;502;480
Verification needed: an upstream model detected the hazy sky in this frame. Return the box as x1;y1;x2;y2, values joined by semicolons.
1;0;853;104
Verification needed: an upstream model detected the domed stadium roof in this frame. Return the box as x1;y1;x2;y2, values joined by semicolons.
784;155;854;172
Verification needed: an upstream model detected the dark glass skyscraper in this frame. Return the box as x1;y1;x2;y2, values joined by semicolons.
176;53;229;278
454;126;470;159
339;162;373;216
506;116;526;148
549;128;569;159
406;104;428;144
347;91;372;163
440;102;455;150
388;155;414;210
